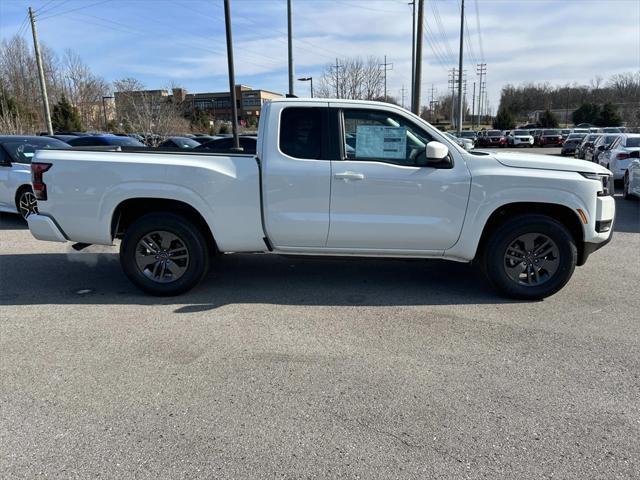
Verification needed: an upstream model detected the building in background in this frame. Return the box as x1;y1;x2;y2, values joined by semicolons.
114;85;282;127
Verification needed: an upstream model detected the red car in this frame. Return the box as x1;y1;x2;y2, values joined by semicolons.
538;129;564;147
477;130;507;148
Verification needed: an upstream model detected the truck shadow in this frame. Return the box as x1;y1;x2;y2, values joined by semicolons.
0;213;27;230
0;252;513;309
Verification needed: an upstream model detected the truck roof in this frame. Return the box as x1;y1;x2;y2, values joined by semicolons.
268;97;399;107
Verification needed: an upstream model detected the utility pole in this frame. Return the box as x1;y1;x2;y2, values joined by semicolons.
448;68;457;128
476;63;486;127
400;85;406;109
287;0;294;97
412;0;424;115
471;81;476;129
429;84;436;121
409;0;416;112
28;6;53;135
332;58;342;98
223;0;241;151
380;55;393;101
456;0;464;136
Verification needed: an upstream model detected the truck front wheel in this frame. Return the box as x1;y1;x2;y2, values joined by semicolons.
482;215;577;300
120;213;210;296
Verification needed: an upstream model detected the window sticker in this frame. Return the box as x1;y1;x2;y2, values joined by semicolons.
355;125;407;159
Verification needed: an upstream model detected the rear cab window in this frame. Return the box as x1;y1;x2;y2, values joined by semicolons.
279;107;329;160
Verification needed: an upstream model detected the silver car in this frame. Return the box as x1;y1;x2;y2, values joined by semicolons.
598;134;640;180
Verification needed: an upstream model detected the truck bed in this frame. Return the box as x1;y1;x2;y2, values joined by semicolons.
32;148;266;252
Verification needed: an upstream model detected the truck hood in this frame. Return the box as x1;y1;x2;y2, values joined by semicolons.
492;151;611;175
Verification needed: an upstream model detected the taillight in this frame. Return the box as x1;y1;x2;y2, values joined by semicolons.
31;162;52;200
616;153;629;160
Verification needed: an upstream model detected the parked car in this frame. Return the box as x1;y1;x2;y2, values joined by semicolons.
572;128;590;135
46;134;79;143
191;135;221;145
598;134;640;180
507;129;534;147
476;130;506;148
575;134;601;159
444;132;473;151
602;127;623;134
195;136;257;154
537;129;563;147
560;133;587;156
68;135;145;147
459;130;477;145
157;137;200;149
0;136;70;219
623;151;640;199
560;129;572;138
26;98;615;300
531;129;543;145
588;134;622;163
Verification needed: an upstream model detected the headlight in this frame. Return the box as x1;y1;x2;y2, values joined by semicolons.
580;172;613;196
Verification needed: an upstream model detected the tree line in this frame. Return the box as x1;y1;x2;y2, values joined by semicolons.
493;72;639;129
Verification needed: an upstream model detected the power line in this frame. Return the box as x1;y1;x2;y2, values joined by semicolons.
38;0;112;21
473;0;485;62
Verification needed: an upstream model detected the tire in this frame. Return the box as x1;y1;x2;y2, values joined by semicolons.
16;186;38;220
120;212;210;296
482;214;577;300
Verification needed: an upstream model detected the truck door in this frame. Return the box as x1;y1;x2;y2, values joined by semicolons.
261;103;337;248
327;105;471;251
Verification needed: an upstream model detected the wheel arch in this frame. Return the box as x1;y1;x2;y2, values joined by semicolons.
475;202;585;265
111;198;218;253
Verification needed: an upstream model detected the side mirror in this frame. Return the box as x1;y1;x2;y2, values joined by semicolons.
416;141;452;168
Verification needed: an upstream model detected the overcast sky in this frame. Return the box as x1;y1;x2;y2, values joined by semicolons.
1;0;639;111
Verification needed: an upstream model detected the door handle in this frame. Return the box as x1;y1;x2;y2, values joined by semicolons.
334;171;365;181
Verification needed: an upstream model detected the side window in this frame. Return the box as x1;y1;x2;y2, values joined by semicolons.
0;146;8;165
342;109;435;166
279;107;324;160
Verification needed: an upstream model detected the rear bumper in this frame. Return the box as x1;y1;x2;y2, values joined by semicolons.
27;214;67;242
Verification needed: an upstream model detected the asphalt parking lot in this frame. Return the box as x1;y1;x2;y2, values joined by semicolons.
1;164;639;478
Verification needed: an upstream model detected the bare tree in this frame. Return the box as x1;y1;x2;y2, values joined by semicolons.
113;78;189;144
315;56;385;100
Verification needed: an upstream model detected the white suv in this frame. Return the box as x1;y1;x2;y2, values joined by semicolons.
507;130;534;147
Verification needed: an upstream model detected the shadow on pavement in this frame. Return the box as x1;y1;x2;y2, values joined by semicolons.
0;213;27;230
613;193;640;234
0;251;512;309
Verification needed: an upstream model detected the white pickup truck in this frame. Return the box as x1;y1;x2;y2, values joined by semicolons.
27;98;615;299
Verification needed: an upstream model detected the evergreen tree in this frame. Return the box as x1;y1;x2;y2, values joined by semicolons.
51;95;82;132
595;103;622;127
572;103;600;125
493;107;515;130
538;109;559;128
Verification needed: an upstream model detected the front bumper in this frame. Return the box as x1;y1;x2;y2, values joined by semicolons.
578;195;615;265
27;214;67;242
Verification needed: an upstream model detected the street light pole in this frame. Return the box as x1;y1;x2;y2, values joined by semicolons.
223;0;241;151
102;95;114;131
456;0;465;136
298;77;313;98
412;0;424;115
287;0;294;96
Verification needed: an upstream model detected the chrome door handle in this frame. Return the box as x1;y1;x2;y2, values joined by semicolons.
334;171;365;181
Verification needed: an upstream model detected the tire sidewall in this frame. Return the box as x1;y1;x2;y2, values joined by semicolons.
120;213;210;296
483;215;577;300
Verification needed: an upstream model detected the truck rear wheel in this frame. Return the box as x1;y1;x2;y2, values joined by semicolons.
482;215;577;300
120;213;210;296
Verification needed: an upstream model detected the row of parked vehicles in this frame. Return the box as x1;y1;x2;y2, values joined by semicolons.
456;126;627;149
0;132;258;219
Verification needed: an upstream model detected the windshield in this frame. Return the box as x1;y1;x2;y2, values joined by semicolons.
487;130;501;136
543;130;560;135
3;138;69;163
567;133;586;140
460;131;476;138
513;130;528;135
